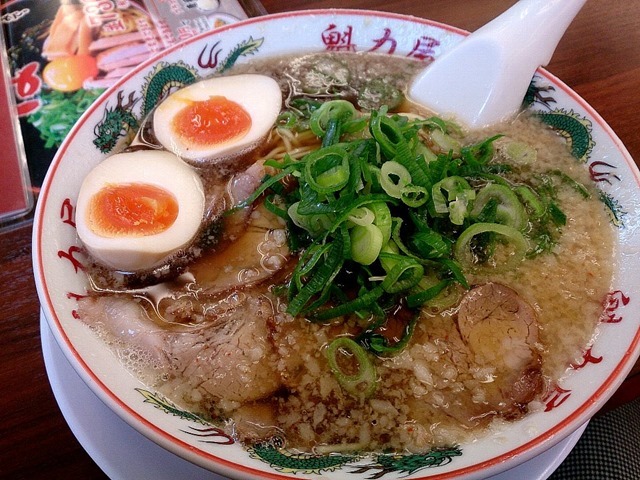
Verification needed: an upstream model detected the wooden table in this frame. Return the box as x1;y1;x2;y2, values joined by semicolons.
1;1;638;478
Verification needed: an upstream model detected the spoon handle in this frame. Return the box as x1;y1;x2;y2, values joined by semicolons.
476;0;587;68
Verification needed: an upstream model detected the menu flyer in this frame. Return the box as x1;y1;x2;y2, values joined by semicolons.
0;0;265;229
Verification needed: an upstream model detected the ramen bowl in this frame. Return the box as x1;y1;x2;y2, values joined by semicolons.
33;9;640;480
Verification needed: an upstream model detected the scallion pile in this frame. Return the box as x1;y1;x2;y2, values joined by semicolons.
237;99;575;359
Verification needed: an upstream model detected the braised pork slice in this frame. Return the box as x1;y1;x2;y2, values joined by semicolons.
78;292;283;408
188;159;290;296
189;203;289;296
456;282;544;417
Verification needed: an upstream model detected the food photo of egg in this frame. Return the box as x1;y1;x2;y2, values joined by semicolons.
75;150;205;272
42;54;99;92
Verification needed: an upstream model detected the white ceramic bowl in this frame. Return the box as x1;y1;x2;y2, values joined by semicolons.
33;9;640;480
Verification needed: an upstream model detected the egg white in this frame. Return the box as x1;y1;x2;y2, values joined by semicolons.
152;74;282;163
76;150;205;272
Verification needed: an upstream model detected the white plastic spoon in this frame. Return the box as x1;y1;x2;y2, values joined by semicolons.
408;0;587;129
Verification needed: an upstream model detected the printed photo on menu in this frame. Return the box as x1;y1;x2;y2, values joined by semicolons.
1;0;261;190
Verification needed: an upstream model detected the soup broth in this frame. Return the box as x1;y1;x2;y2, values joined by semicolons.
77;52;614;453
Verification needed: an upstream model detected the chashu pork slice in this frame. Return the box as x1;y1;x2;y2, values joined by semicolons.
77;291;283;408
456;282;544;417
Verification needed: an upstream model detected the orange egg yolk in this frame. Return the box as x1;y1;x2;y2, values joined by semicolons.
88;183;179;238
172;96;252;147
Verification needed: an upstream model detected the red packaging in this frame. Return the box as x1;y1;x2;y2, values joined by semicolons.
0;25;32;229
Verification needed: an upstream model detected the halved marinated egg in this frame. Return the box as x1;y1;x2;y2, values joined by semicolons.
152;74;282;163
76;150;205;272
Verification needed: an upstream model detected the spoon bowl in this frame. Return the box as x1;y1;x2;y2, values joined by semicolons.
409;0;587;128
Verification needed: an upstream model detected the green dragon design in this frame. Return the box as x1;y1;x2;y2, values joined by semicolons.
523;77;595;163
523;79;626;228
92;37;265;154
218;36;264;73
353;448;464;478
599;191;626;227
249;437;359;474
137;385;465;476
535;108;595;163
136;388;210;425
248;436;463;477
140;61;199;117
93;91;139;154
522;75;556;109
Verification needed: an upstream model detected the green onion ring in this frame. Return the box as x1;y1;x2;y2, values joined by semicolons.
454;222;528;272
325;337;377;397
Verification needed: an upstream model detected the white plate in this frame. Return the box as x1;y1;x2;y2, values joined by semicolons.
41;311;587;480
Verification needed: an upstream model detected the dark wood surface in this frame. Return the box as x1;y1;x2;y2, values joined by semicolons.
1;1;638;478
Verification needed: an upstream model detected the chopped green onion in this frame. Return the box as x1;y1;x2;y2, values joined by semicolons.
429;128;461;154
360;313;417;357
409;229;450;259
408;276;464;311
549;201;567;225
454;222;528;272
515;185;545;219
347;207;375;226
242;103;568;343
325;337;377;397
406;278;450;309
378;240;400;272
503;140;537;165
369;110;431;188
400;184;429;207
309;100;358;138
350;224;384;265
263;194;288;220
370;201;392;246
288;202;335;237
439;257;469;289
550;169;591;199
380;254;424;293
368;107;404;159
380;161;411;198
432;176;473;213
326;194;397;234
290;243;331;291
414;140;438;163
460;134;503;167
471;183;528;230
449;192;474;225
231;164;296;211
287;235;345;316
304;145;350;194
431;176;475;225
312;285;384;321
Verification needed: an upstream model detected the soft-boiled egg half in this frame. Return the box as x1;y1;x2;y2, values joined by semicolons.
152;74;282;163
76;150;205;272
